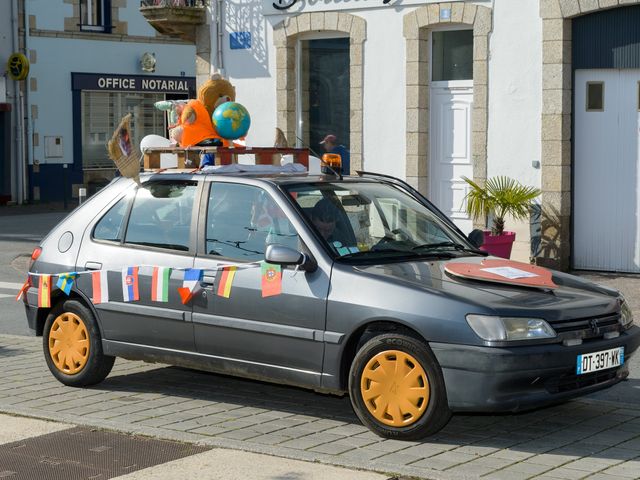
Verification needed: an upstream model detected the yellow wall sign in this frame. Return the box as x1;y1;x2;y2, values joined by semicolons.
7;53;29;81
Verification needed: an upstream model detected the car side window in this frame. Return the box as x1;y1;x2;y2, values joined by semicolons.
93;194;131;243
124;181;197;252
206;183;300;261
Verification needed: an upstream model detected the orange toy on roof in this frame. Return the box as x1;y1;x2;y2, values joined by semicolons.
179;74;236;148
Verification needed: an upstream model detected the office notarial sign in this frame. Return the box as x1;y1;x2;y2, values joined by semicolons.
72;73;196;94
263;0;468;15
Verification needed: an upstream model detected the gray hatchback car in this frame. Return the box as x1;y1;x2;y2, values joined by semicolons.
23;169;640;440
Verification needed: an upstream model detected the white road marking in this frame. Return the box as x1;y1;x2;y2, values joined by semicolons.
0;282;25;290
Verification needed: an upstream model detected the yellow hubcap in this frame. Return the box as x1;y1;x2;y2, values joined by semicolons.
360;350;430;427
48;312;90;375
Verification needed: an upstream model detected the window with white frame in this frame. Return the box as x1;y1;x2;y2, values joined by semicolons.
80;0;109;32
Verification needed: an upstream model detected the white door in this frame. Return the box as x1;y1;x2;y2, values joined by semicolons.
574;69;640;272
429;86;474;233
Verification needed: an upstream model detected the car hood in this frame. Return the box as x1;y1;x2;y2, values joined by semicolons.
351;256;621;321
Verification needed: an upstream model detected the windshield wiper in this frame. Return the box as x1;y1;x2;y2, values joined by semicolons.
412;242;487;256
339;249;456;260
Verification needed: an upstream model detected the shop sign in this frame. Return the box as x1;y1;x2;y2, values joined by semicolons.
263;0;470;15
72;73;196;94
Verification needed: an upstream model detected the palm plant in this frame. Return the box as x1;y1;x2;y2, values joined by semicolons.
462;176;541;236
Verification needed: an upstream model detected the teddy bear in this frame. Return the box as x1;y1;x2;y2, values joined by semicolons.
179;73;236;148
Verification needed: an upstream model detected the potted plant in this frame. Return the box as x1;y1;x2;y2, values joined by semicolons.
462;176;541;259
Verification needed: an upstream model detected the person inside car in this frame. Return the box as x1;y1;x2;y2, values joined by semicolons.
311;198;340;242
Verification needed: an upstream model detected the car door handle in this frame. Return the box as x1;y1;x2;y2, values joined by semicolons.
85;262;103;270
202;275;216;286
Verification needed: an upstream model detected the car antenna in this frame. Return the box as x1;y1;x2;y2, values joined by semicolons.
295;135;342;180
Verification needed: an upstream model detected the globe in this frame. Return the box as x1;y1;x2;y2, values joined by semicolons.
212;102;251;140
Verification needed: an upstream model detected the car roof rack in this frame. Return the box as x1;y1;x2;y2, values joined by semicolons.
141;146;311;172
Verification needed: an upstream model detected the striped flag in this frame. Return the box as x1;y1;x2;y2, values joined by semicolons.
217;266;237;298
15;277;30;302
122;267;139;302
151;267;171;302
38;275;51;308
92;270;109;304
56;272;78;295
177;268;202;305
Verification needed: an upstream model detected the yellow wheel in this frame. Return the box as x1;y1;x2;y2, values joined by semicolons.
349;333;451;439
360;350;429;427
43;300;115;386
48;312;90;375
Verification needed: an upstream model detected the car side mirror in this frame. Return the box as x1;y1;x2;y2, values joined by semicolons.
265;244;317;272
468;229;485;249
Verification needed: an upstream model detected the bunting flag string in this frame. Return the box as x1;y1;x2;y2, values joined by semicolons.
17;259;281;307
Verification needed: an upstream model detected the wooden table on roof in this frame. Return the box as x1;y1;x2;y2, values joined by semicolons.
142;146;310;170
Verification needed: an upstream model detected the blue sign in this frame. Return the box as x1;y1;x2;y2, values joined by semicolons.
440;8;451;20
230;32;251;50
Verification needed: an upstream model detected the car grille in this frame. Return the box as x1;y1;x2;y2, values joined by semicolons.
549;313;621;343
545;368;619;394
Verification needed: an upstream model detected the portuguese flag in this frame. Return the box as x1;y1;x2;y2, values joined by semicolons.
261;262;282;298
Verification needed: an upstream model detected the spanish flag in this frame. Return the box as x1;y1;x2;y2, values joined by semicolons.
38;275;51;308
217;266;237;298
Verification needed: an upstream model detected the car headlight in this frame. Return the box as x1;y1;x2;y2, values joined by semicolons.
466;315;556;342
620;299;634;328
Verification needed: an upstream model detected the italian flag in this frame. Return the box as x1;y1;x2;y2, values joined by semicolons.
91;270;109;305
151;267;171;302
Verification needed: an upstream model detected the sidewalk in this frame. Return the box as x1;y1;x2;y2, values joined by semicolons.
0;413;386;480
0;333;639;480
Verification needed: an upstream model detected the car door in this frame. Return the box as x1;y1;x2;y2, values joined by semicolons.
191;179;330;388
76;179;199;351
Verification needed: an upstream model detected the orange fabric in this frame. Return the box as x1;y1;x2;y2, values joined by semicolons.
180;100;222;147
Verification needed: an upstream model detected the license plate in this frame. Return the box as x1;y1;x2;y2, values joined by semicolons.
576;347;624;375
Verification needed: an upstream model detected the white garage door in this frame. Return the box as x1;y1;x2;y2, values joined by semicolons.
574;69;640;272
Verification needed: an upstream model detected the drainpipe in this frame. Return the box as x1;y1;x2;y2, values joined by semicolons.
22;0;32;204
216;0;224;75
10;0;25;204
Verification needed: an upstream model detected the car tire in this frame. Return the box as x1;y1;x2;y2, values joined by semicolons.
43;299;115;387
348;333;452;440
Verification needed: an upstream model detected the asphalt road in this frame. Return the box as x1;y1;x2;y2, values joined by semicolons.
0;211;69;335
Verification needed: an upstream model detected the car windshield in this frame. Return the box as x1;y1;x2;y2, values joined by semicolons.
285;181;476;261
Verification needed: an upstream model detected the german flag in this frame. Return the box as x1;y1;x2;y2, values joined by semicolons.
217;266;237;298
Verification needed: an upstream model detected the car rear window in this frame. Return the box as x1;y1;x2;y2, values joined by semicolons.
124;181;197;252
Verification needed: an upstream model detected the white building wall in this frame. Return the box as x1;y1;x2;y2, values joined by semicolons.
29;0;72;31
486;0;542;261
487;0;542;188
360;9;407;179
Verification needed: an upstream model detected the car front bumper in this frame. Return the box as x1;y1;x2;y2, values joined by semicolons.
431;325;640;412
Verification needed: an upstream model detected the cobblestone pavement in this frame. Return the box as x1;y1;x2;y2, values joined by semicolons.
1;334;639;480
